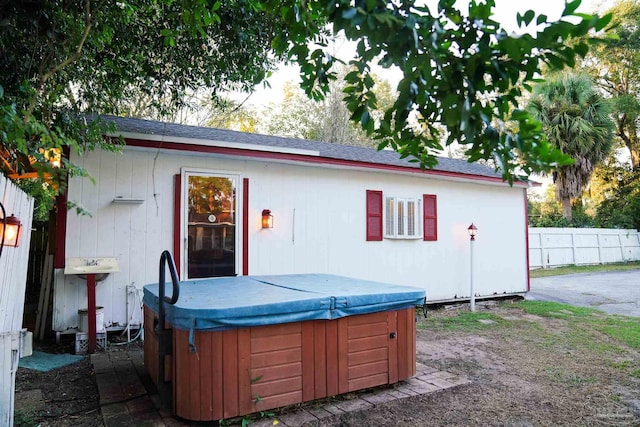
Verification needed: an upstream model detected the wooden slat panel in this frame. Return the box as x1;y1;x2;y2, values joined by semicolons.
348;335;388;353
188;334;202;420
251;322;301;338
211;332;224;419
396;309;409;380
313;322;327;398
326;320;339;396
251;348;301;368
174;330;190;419
348;348;387;366
251;376;302;400
406;308;417;379
348;373;389;391
301;322;315;402
238;328;253;416
143;307;158;386
222;330;239;419
251;333;301;353
348;321;388;339
388;311;398;384
251;362;302;383
254;390;303;413
411;309;416;377
348;360;388;380
198;333;213;420
337;317;349;394
348;311;388;326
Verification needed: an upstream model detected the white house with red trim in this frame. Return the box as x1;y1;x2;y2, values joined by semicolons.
51;116;531;333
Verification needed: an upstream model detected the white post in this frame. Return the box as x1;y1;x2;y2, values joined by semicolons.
470;236;475;312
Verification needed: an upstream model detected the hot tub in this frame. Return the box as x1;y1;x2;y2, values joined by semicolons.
143;273;425;421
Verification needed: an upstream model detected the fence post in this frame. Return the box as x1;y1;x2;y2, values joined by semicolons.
619;230;627;262
596;232;603;265
540;230;547;268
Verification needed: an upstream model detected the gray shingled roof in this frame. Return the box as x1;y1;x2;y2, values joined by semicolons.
102;115;504;180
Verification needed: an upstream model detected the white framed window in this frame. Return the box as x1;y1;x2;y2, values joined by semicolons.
384;197;422;239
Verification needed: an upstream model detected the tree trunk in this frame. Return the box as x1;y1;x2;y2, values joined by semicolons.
631;147;640;170
561;197;572;221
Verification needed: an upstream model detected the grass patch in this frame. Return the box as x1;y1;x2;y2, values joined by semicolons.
545;367;597;388
419;311;507;331
600;317;640;349
14;411;37;427
507;300;600;318
530;261;640;278
504;301;640;350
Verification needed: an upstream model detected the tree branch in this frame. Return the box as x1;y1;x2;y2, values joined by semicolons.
24;0;93;123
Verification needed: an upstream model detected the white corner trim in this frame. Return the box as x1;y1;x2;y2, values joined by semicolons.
109;131;320;157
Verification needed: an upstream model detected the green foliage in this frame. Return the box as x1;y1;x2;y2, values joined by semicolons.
585;0;640;169
0;0;283;209
264;68;392;147
528;72;614;219
13;411;37;427
263;0;612;182
1;0;613;215
594;166;640;229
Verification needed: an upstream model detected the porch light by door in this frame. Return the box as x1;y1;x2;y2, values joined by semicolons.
0;201;23;259
468;223;477;311
261;209;273;229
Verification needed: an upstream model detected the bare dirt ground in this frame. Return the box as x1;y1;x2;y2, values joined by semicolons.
14;302;640;426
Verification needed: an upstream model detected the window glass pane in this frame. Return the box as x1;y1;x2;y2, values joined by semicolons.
397;200;405;236
187;175;236;279
408;200;415;236
385;197;395;237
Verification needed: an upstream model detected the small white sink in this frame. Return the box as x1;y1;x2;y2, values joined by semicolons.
64;257;120;282
70;265;119;274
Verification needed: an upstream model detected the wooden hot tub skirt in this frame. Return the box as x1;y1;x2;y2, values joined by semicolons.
144;305;417;421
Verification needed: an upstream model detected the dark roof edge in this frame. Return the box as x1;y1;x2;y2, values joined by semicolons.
100;115;532;188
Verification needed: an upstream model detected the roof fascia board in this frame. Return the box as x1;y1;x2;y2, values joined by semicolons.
122;138;532;188
109;131;320;157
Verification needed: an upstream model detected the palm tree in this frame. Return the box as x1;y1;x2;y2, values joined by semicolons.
528;72;614;221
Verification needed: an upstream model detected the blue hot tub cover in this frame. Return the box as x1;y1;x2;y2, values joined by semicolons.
143;273;426;332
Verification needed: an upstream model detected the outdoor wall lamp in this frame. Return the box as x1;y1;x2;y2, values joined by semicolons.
261;209;273;229
468;223;477;311
0;201;23;260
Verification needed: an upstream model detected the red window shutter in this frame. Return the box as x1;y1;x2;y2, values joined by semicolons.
366;190;383;241
173;174;181;276
423;194;437;241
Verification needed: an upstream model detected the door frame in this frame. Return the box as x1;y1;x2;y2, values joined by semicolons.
179;167;243;280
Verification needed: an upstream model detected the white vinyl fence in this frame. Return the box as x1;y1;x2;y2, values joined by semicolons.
529;227;640;269
0;175;34;427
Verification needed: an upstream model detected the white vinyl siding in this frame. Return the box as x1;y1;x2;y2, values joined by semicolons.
385;197;422;239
